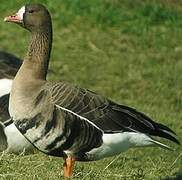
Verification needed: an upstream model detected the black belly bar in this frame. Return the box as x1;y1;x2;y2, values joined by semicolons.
14;107;103;160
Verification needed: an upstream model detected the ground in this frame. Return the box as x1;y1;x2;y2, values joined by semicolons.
0;0;181;179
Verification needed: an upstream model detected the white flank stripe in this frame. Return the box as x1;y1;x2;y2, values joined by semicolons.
55;104;102;131
0;79;12;97
4;123;34;153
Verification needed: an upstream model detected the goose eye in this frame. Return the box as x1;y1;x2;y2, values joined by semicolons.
28;10;34;13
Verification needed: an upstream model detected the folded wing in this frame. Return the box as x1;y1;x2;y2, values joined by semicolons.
48;82;179;145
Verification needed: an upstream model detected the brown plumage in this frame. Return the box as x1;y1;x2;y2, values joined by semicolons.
5;4;180;178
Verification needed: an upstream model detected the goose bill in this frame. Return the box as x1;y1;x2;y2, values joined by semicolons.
4;6;25;24
4;14;23;24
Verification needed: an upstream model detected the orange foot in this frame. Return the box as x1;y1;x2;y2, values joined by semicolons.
63;156;75;178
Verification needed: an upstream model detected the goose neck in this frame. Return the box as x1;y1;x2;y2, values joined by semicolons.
23;28;52;80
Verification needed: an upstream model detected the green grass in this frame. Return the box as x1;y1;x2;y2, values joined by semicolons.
0;0;182;179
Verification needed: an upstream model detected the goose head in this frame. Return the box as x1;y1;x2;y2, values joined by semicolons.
4;4;52;32
4;4;52;80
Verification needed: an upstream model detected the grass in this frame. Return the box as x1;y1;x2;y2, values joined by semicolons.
0;0;182;179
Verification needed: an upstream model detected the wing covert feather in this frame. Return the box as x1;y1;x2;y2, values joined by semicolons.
46;81;179;144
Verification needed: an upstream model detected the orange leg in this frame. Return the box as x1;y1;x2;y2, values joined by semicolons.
63;156;75;178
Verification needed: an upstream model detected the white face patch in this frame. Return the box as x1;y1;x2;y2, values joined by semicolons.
16;6;25;20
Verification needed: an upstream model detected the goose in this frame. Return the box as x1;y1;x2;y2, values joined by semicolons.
0;51;21;121
4;4;180;178
0;119;34;153
0;52;34;153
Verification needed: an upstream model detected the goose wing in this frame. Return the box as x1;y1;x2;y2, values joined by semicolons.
48;82;179;144
0;51;21;79
0;94;10;122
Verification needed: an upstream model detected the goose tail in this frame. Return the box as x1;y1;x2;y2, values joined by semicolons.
154;123;180;145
